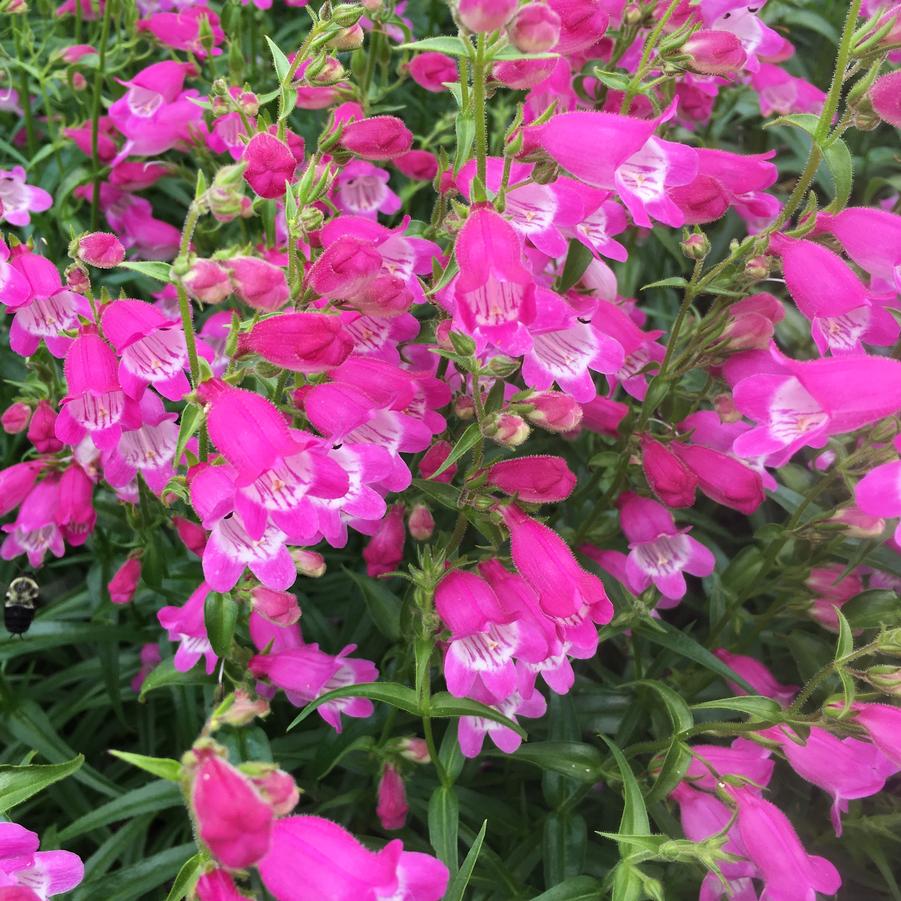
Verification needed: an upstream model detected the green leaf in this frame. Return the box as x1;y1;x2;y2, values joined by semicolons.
635;621;755;693
691;696;783;720
439;721;466;784
764;112;820;135
835;607;854;660
264;35;292;80
164;854;202;901
428;785;460;870
204;592;239;658
174;404;203;469
842;589;901;628
427;423;482;480
139;659;215;701
599;735;650;845
453;114;476;176
287;682;421;730
108;750;182;782
504;741;603;782
491;46;559;61
118;261;172;283
634;680;692;733
414;478;461;512
644;739;691;807
58;781;183;842
823;137;853;212
557;239;594;294
429;693;528;738
641;276;688;291
529;876;604;900
443;819;487;901
74;843;195;901
0;756;83;813
344;568;402;640
399;37;470;57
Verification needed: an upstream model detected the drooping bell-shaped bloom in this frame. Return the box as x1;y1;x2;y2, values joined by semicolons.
56;463;96;547
239;312;353;374
730;346;901;466
0;241;87;358
684;738;775;791
157;582;217;674
257;815;449;901
333;160;402;218
769;233;898;354
592;300;665;401
56;333;133;452
195;869;252;901
136;6;224;58
815;206;901;293
501;504;613;622
26;401;62;454
363;503;406;578
457;675;547;757
870;70;901;127
805;563;863;632
101;299;190;401
0;822;84;900
341;116;413;161
621;492;714;601
846;702;901;766
435;570;547;701
452;207;536;355
761;725;899;835
226;257;290;312
407;52;458;92
486;456;576;503
724;784;842;901
248;642;378;732
0;461;43;518
1;475;65;568
242;132;297;199
547;0;610;53
376;764;408;831
712;648;797;706
107;60;203;161
749;62;826;117
0;167;52;227
192;751;274;869
640;435;698;508
108;557;141;604
855;440;901;544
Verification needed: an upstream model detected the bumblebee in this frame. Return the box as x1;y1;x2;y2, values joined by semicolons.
5;576;38;636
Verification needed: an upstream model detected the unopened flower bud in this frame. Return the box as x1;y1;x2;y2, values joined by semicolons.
64;263;91;293
1;402;30;434
681;29;747;75
486;355;520;377
73;231;126;268
184;259;233;304
507;3;561;53
376;764;408;831
623;3;642;26
72;71;88;91
453;395;476;420
829;507;885;538
523;390;583;433
865;665;901;697
398;737;430;763
713;392;740;422
681;232;710;260
251;586;301;626
108;557;142;605
331;3;366;26
299;206;325;232
458;0;517;33
239;91;260;116
870;71;901;128
212;689;270;727
248;766;300;817
329;23;365;50
408;504;435;541
744;255;770;281
291;548;326;577
878;628;901;657
483;411;530;447
174;516;207;556
531;159;559;184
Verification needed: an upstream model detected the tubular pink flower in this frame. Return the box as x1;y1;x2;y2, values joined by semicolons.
108;557;141;604
76;232;125;268
712;648;797;705
407;52;458;92
242;132;297;199
870;70;901;127
341;116;413;161
486;456;576;503
158;583;218;674
226;257;290;312
240;312;354;373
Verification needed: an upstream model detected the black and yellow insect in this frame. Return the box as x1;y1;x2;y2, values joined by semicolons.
4;576;38;636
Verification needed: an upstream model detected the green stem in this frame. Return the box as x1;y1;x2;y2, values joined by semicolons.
473;34;488;188
89;0;114;231
787;640;879;716
14;24;36;160
816;0;863;143
619;0;681;114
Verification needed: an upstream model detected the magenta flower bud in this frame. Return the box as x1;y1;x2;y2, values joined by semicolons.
173;515;207;556
242;132;297;200
722;292;784;351
486;455;576;503
341;116;414;161
196;869;252;901
191;751;274;869
713;648;797;706
1;402;30;434
363;504;406;578
407;52;458;93
251;586;301;627
507;3;562;53
107;557;142;605
483;411;530;447
26;400;63;454
870;70;901;128
184;259;232;304
76;232;125;268
523;391;583;433
59;43;97;63
0;461;43;517
65;263;91;293
394;150;439;181
239;312;353;374
682;29;747;75
419;440;457;482
250;768;300;817
398;737;430;764
307;237;382;299
376;764;408;831
291;548;327;578
640;435;698;508
848;702;901;766
408;503;435;541
458;0;517;32
227;257;290;312
213;690;270;728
